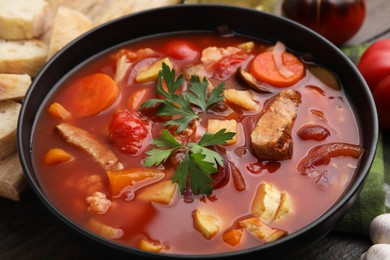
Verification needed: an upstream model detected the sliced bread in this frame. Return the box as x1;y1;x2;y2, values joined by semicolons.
46;6;93;60
0;153;27;201
0;100;21;160
0;74;31;101
0;0;49;40
0;39;48;77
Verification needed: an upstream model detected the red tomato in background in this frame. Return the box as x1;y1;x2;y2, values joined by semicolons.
357;39;390;130
162;40;199;61
281;0;366;46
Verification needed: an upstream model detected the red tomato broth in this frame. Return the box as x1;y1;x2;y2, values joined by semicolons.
31;33;362;255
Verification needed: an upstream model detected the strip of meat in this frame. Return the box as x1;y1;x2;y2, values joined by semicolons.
250;89;301;160
56;122;123;171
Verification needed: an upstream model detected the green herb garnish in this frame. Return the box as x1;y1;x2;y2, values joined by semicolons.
143;129;235;195
140;63;225;133
140;63;235;195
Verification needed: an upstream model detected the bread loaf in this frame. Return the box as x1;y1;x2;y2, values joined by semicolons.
0;100;21;160
0;0;49;40
0;39;48;77
0;74;31;101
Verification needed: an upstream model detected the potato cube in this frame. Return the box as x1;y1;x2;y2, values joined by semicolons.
135;57;172;83
251;183;281;223
193;210;221;240
137;180;177;205
207;119;238;145
139;239;163;252
224;89;257;111
239;217;287;243
237;41;255;52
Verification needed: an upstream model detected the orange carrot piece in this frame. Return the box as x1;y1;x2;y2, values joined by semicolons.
250;51;305;87
139;239;163;252
47;102;71;119
106;168;165;196
67;73;119;117
43;148;72;165
222;228;243;246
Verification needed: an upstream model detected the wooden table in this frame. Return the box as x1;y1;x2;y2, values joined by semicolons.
1;1;390;259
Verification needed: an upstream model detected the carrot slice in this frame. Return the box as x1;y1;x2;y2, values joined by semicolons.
47;102;71;119
250;51;305;87
43;148;72;165
67;73;119;117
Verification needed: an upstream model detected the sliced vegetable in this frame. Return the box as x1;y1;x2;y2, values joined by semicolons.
139;239;163;252
65;73;119;117
106;168;165;198
43;148;72;166
239;217;287;243
162;40;199;61
207;119;238;145
297;142;364;176
308;65;342;90
193;209;222;240
250;47;305;87
137;180;177;205
47;102;71;119
222;228;243;246
224;89;258;111
135;57;173;83
213;52;249;80
237;67;274;93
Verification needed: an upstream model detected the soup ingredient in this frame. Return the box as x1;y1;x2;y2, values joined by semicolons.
66;73;119;117
361;244;390;260
250;89;301;160
47;102;71;119
86;218;124;239
281;0;366;46
137;180;177;205
357;39;390;130
193;209;222;240
250;43;305;87
135;57;173;83
297;124;330;141
162;40;199;61
224;89;258;111
213;52;249;80
43;148;72;165
109;110;150;155
86;191;112;214
143;129;235;195
222;228;243;246
308;66;342;90
56;122;124;171
239;217;287;243
207;119;238;145
297;143;363;176
251;182;291;223
369;213;390;244
141;63;225;133
237;67;274;93
139;239;163;252
106;168;165;198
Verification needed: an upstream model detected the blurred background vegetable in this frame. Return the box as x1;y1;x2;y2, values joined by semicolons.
281;0;366;46
357;39;390;131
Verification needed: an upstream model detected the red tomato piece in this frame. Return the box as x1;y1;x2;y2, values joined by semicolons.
109;110;149;155
162;40;199;61
213;52;249;80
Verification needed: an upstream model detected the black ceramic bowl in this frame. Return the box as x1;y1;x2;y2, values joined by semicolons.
17;4;378;259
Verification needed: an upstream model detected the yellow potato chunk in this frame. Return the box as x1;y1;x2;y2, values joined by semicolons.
139;239;163;252
207;119;237;145
224;89;257;111
237;41;255;52
137;180;177;205
251;183;281;223
135;57;172;83
193;210;221;240
239;217;287;243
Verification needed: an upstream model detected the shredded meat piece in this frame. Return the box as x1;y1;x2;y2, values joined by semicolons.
86;191;112;215
56;122;123;171
250;89;301;160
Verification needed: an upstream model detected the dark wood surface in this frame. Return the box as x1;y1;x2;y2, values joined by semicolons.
1;1;390;259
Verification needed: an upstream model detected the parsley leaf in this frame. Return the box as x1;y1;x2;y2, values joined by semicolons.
198;129;236;146
142;129;234;195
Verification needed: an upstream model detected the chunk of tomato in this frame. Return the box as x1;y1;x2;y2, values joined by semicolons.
162;40;199;61
109;110;149;155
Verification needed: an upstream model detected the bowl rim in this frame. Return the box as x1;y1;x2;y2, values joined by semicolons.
17;4;378;259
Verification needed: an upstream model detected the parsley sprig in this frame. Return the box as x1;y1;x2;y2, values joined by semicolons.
143;129;235;195
140;63;225;133
140;63;235;195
